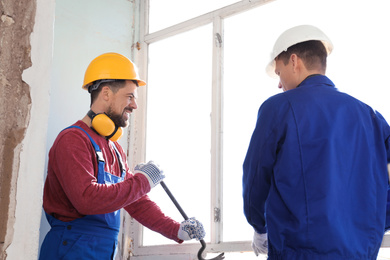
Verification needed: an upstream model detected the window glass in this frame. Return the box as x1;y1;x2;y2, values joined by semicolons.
223;5;279;242
144;24;213;246
222;0;390;242
142;0;390;254
149;0;238;32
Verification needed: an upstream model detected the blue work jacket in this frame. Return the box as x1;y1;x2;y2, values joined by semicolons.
243;75;390;259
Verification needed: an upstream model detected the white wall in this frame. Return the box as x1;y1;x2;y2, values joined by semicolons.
46;0;136;144
1;0;136;258
38;0;136;252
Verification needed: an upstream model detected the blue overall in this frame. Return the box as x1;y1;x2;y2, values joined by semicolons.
39;126;126;260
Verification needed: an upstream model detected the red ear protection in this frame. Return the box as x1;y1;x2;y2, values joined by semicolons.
87;110;123;141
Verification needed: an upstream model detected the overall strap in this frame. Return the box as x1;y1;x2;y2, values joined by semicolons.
111;142;126;178
63;125;125;182
64;126;104;163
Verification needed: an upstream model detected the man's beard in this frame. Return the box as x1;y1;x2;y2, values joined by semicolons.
106;107;132;128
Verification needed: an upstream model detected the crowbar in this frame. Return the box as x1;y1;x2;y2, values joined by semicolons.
160;181;225;260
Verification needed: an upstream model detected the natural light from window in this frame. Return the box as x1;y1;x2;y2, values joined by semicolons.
144;24;213;246
148;0;239;32
142;0;390;259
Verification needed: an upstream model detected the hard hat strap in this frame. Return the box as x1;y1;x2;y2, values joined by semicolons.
88;79;117;93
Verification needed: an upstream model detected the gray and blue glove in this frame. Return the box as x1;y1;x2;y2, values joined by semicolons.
134;161;165;188
178;217;206;241
252;231;268;256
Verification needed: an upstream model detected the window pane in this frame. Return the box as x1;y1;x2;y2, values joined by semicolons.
144;24;212;246
222;6;280;242
144;0;390;252
223;0;390;242
149;0;238;33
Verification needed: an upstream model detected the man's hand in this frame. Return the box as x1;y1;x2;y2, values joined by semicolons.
252;231;268;256
134;161;165;188
178;217;206;241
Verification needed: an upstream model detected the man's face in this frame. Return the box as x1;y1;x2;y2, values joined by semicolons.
274;57;298;92
106;80;138;128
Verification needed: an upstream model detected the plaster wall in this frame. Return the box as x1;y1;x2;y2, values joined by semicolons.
38;0;136;256
0;0;37;258
5;0;55;256
0;0;137;258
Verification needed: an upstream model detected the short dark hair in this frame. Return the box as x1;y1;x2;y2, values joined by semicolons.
276;40;328;72
90;79;138;106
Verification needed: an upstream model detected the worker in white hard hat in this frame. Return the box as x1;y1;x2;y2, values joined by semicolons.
39;53;206;259
243;25;390;259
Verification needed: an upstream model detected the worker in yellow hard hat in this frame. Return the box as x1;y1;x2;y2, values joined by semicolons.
39;53;206;259
243;25;390;259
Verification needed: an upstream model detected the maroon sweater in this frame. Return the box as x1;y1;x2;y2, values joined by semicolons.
43;120;181;243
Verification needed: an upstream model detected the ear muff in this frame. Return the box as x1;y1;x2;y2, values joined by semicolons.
87;110;123;142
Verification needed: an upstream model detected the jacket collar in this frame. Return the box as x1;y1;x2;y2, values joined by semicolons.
296;74;335;89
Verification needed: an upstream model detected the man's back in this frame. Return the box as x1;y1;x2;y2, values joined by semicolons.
243;75;390;259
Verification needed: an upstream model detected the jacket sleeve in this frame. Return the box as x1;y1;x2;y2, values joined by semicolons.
378;111;390;231
242;97;282;234
386;184;390;231
47;131;151;216
384;134;390;231
124;195;183;243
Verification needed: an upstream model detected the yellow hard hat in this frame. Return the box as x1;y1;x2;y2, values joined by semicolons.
82;52;146;90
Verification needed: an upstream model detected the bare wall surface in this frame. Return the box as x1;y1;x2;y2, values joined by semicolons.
37;1;136;258
0;0;36;258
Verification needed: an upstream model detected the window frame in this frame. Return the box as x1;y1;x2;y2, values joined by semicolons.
121;1;275;258
118;0;390;258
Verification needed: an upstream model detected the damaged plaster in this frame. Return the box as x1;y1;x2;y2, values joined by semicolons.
0;0;36;258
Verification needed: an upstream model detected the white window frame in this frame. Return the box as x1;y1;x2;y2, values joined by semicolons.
118;0;390;259
119;1;275;258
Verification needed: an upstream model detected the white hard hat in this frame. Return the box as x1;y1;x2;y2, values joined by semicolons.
266;25;333;78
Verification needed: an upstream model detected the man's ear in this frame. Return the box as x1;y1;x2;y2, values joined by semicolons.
101;86;111;101
290;54;300;73
290;54;297;66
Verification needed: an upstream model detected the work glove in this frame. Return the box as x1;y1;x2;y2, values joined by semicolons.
134;161;165;188
177;217;206;241
252;231;268;256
